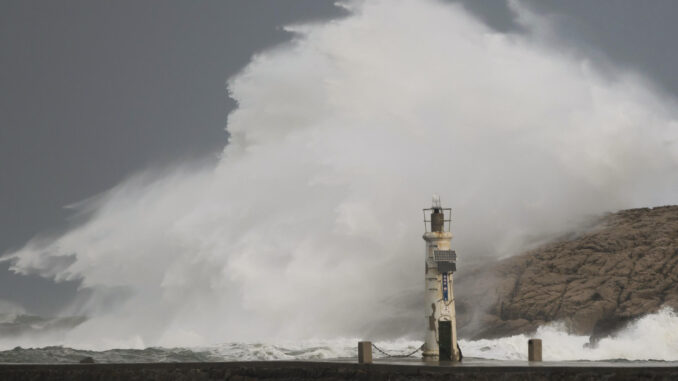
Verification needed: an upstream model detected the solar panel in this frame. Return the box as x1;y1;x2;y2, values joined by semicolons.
438;262;456;272
434;250;457;273
434;250;457;262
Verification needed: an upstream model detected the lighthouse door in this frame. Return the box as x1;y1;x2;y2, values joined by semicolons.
438;321;452;361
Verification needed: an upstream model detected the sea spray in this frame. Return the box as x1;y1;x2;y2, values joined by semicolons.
461;307;678;361
3;0;678;350
1;309;677;362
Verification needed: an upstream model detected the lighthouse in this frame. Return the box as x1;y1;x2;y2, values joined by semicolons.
422;195;461;361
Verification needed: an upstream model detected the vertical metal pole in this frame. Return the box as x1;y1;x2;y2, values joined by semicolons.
528;339;542;362
358;341;372;364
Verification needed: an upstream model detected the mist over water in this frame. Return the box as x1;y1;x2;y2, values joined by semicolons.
1;309;677;362
3;0;678;355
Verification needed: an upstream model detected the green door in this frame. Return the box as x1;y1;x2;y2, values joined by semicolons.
438;321;452;361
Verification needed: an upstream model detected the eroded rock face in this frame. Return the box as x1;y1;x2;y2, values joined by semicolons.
456;206;678;340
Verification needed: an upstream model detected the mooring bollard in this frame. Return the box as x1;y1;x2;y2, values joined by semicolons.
358;341;372;364
528;339;542;362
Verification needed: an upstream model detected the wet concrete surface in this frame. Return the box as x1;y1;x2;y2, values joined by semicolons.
1;359;678;380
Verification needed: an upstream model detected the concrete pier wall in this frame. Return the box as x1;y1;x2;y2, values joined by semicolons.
1;361;678;381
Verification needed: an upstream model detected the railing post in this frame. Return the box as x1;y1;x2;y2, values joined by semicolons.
358;341;372;364
528;339;542;362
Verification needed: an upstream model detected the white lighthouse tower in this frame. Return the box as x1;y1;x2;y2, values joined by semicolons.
422;195;461;361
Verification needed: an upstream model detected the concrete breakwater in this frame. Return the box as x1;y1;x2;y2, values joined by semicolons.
1;361;678;381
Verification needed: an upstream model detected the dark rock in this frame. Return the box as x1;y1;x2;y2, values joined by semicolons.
456;205;678;340
79;357;95;364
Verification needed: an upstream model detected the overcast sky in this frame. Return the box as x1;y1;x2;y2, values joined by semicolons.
2;0;678;316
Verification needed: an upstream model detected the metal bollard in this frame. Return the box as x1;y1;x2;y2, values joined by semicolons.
358;341;372;364
528;339;542;362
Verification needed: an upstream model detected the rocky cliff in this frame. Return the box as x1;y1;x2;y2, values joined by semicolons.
455;205;678;341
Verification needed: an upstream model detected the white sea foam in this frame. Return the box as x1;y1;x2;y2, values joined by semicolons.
2;309;677;362
202;309;678;362
460;308;678;361
2;0;678;352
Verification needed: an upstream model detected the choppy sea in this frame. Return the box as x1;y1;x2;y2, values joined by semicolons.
0;309;676;364
0;336;675;365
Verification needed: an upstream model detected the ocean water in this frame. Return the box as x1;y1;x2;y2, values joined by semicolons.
1;309;676;364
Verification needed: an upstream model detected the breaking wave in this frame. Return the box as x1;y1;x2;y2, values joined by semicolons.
461;308;678;361
2;0;678;353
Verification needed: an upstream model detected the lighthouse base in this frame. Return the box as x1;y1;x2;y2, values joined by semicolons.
422;350;439;359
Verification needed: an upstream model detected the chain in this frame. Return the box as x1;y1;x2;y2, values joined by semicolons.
371;343;423;358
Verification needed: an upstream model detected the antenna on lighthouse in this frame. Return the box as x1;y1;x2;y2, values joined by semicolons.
432;194;441;209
